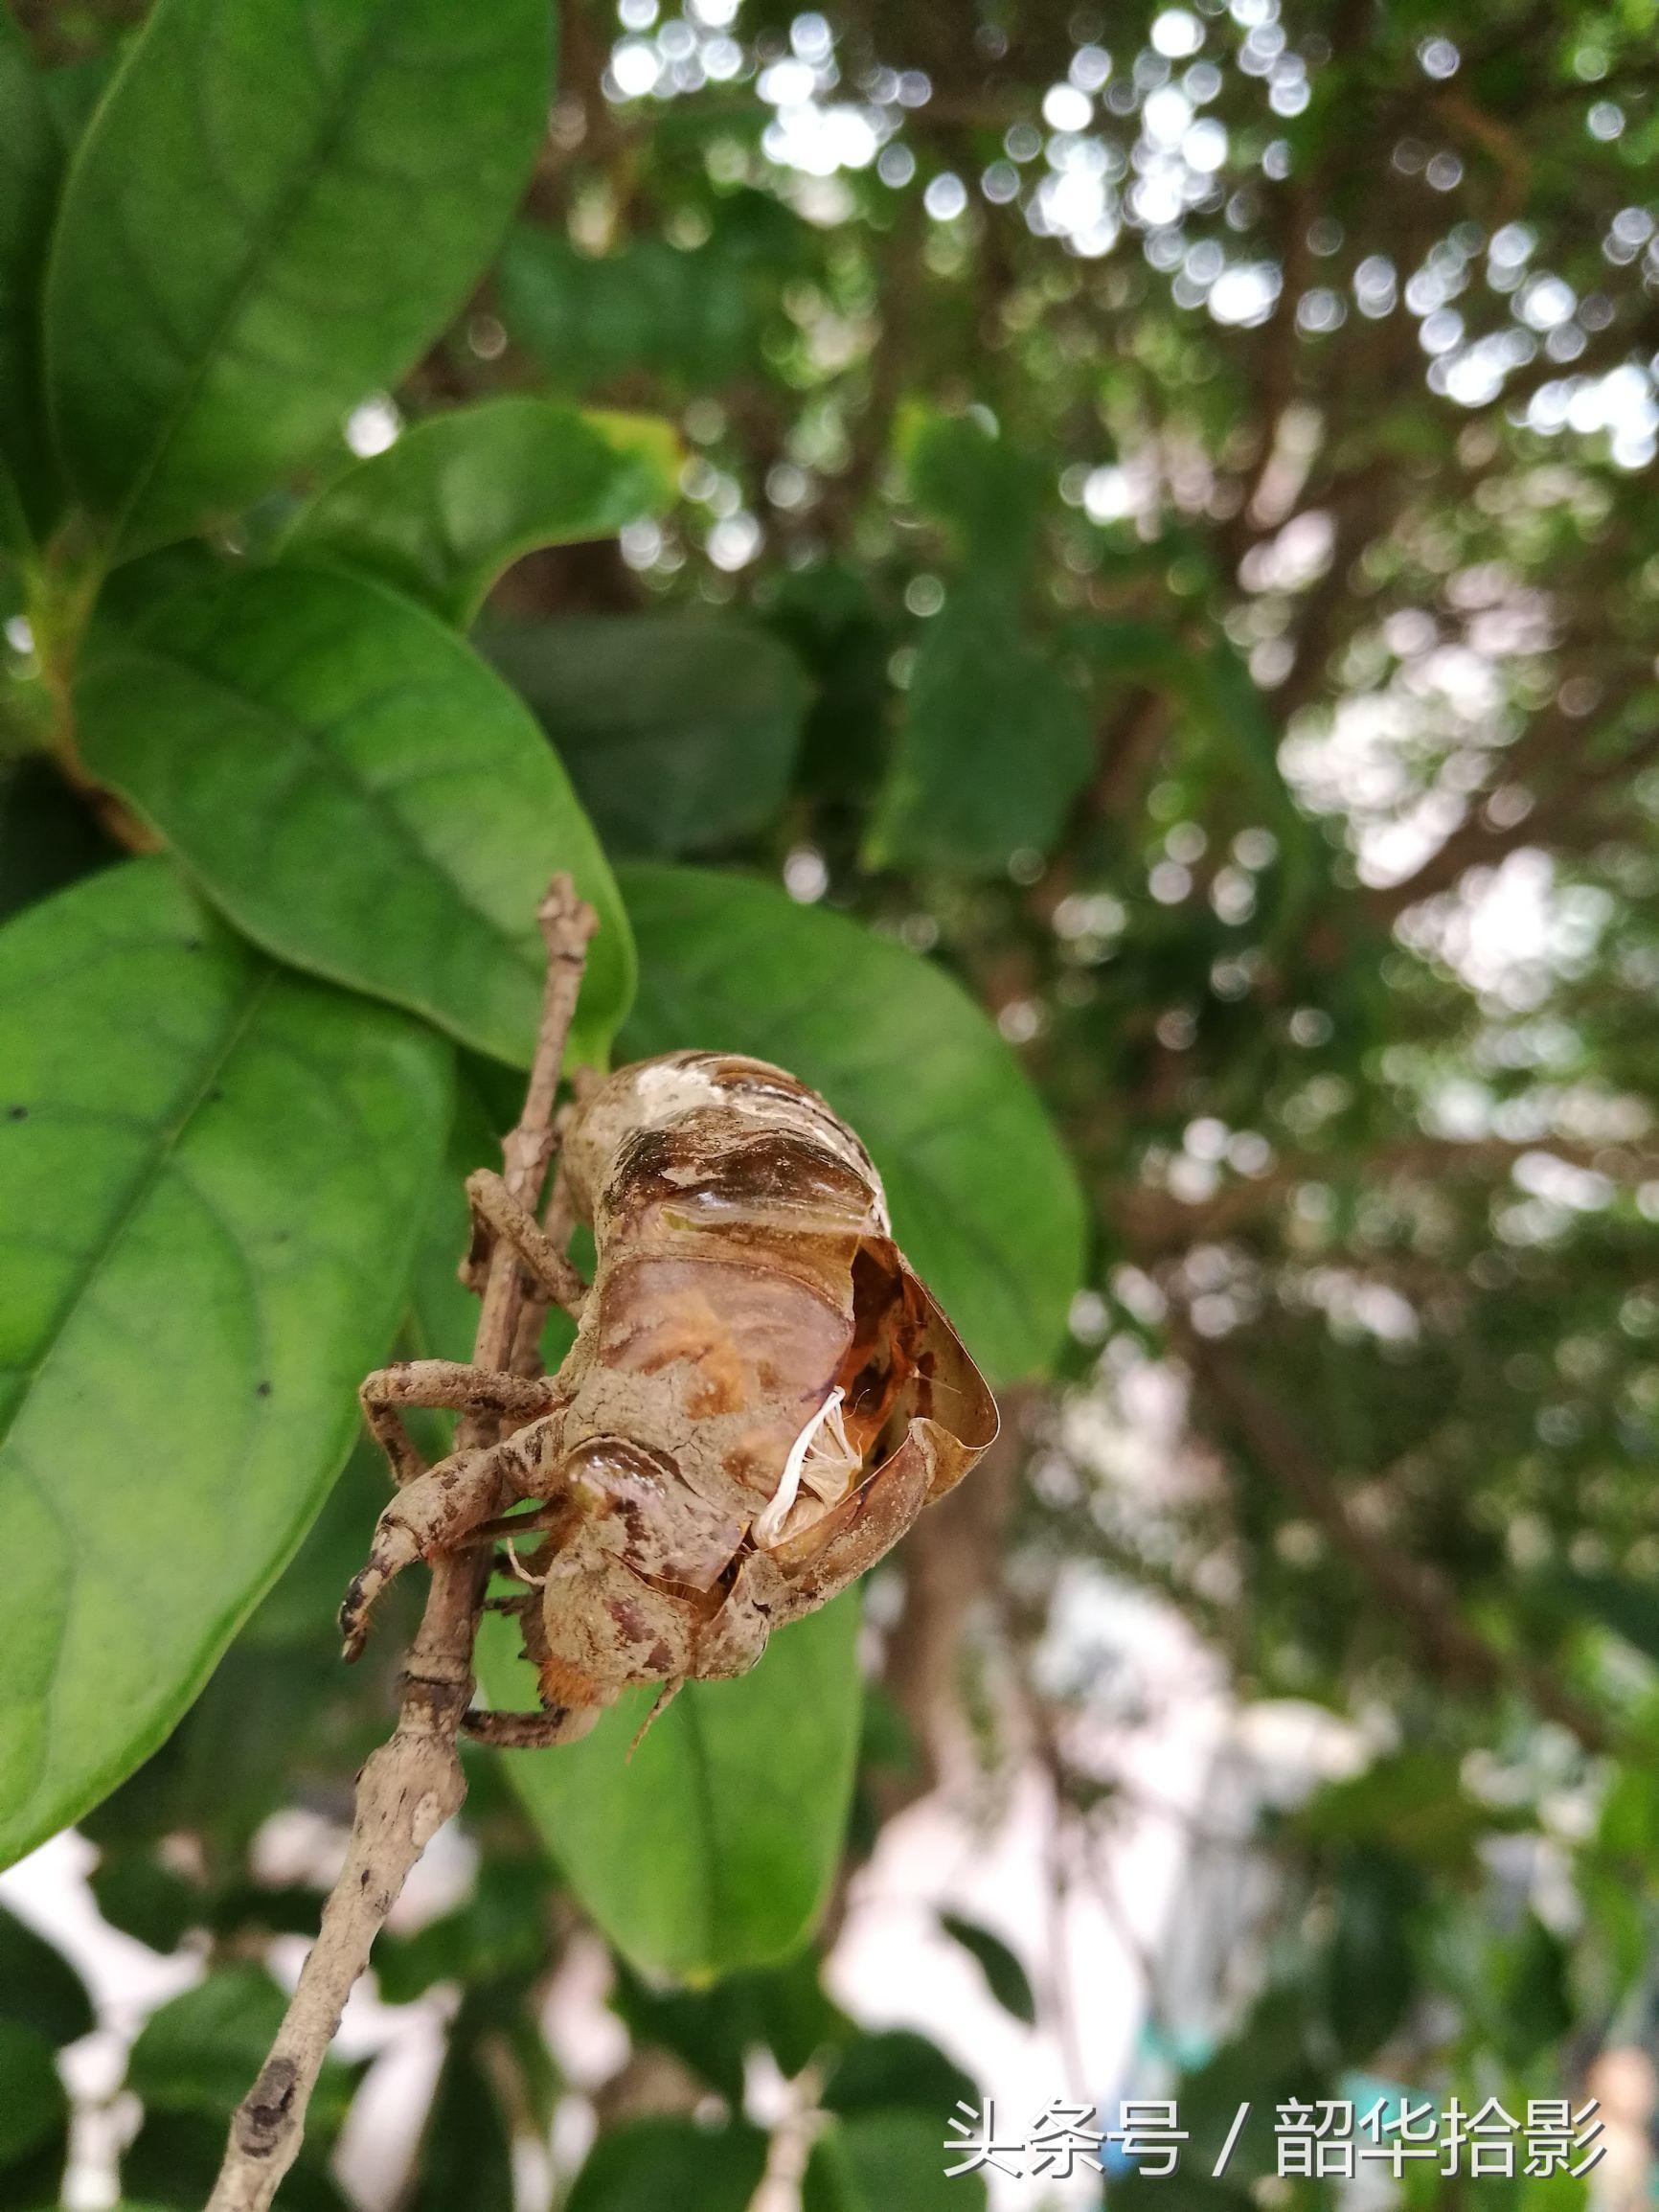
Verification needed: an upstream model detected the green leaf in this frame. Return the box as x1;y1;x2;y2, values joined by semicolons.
937;1913;1037;2025
0;2018;65;2170
607;1969;739;2108
88;1853;200;1956
43;0;551;554
485;616;811;857
820;2029;976;2120
1554;1568;1659;1660
477;1591;863;1982
1155;1983;1329;2183
1298;1749;1516;1875
233;1434;389;1655
0;859;452;1867
74;563;634;1067
619;865;1085;1384
0;1903;94;2046
564;2118;769;2212
766;559;892;806
407;2028;514;2212
806;2112;987;2212
0;758;120;927
868;411;1089;874
612;1950;852;2107
1322;1849;1421;2061
498;217;798;389
1491;1910;1573;2067
1599;1760;1659;1859
40;53;115;153
120;2113;351;2212
283;400;681;627
902;409;1047;579
374;1856;550;2005
127;1966;354;2132
1106;2178;1256;2212
0;12;62;539
865;591;1094;874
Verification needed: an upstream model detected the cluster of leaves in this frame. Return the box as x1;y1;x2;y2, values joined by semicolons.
0;0;1083;2202
3;0;1659;2203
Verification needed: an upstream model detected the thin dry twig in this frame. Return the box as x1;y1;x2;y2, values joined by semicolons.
205;877;598;2212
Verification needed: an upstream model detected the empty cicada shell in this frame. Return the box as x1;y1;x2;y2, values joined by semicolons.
343;1052;998;1745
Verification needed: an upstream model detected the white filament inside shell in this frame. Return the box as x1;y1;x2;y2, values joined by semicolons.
755;1386;848;1545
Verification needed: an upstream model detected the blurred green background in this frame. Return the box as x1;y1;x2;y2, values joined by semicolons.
2;0;1657;2205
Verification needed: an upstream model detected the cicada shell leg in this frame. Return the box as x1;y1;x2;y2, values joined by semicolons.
339;1408;568;1660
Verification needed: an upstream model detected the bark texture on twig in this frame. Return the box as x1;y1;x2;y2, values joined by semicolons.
205;878;597;2212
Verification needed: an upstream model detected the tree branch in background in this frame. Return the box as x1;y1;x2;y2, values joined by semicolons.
1119;1134;1659;1257
821;196;925;534
878;1388;1037;1809
206;879;598;2212
1365;670;1657;926
1216;182;1313;571
1177;1324;1612;1754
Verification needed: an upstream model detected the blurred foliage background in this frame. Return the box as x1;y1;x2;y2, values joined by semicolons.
2;0;1658;2205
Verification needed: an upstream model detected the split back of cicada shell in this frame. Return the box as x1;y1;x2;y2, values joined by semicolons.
756;1232;998;1580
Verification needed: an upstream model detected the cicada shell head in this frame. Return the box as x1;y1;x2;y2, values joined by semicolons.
560;1050;886;1231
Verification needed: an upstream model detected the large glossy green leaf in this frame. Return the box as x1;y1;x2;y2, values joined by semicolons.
75;563;634;1067
484;616;810;856
43;0;551;553
39;52;114;153
0;13;61;539
0;860;452;1868
477;1591;862;1983
865;589;1095;875
283;401;681;627
619;865;1084;1383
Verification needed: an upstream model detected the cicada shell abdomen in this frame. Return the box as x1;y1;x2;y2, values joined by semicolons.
522;1052;998;1722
